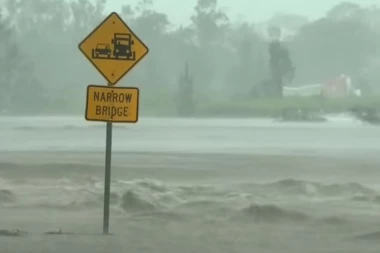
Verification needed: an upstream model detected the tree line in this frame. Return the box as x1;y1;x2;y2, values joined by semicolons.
0;0;379;115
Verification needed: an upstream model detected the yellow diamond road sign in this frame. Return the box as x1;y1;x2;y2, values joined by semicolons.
78;12;149;85
85;85;139;123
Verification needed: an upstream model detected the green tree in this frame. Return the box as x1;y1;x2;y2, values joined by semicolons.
4;0;108;113
0;9;45;113
228;23;267;99
176;62;195;117
123;0;172;89
289;3;378;86
268;37;295;97
191;0;229;46
189;0;230;95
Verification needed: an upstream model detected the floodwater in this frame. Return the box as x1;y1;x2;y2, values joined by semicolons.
1;115;380;253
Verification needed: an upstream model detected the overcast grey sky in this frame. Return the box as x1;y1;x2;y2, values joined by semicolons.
104;0;379;25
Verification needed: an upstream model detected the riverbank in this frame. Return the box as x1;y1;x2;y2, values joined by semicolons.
3;96;379;118
195;96;380;117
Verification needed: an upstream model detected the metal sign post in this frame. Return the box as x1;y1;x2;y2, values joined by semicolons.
103;82;113;234
78;12;148;235
103;120;112;234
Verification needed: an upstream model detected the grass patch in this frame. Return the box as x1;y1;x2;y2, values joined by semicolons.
195;96;380;117
13;92;379;118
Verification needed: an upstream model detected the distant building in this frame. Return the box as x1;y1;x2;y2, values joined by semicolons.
283;74;361;98
321;74;360;98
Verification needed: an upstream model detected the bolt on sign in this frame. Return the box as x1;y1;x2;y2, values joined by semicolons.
85;85;139;123
78;12;149;85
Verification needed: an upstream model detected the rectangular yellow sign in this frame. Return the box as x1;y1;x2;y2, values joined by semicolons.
85;85;139;123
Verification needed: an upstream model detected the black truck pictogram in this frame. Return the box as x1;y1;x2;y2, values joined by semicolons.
92;33;136;61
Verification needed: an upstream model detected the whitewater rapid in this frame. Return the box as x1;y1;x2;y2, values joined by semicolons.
1;115;380;253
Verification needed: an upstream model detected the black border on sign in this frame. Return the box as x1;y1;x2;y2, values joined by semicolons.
78;12;149;85
85;84;140;123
